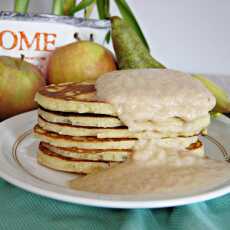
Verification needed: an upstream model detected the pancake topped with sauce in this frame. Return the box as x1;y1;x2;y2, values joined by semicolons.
37;111;210;138
69;69;221;195
34;69;215;176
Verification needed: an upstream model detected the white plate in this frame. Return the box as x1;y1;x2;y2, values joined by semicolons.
0;110;230;209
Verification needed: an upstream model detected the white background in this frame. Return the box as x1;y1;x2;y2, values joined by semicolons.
1;0;230;77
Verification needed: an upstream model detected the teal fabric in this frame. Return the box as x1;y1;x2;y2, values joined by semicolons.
1;178;230;230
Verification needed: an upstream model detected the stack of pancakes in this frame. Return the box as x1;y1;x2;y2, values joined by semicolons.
34;82;208;174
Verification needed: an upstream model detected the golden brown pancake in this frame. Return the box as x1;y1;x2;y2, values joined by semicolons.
35;82;116;115
41;142;132;162
34;125;137;149
37;114;208;139
37;116;135;138
37;144;118;174
37;140;204;174
34;124;201;151
38;108;123;128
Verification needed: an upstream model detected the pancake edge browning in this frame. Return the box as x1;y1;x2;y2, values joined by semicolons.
41;142;132;162
38;144;118;174
34;124;202;152
37;141;204;174
34;125;137;149
35;83;117;115
38;116;135;138
38;108;123;128
37;114;208;139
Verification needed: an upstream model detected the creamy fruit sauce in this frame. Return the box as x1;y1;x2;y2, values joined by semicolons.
70;69;230;195
96;69;215;129
70;152;230;195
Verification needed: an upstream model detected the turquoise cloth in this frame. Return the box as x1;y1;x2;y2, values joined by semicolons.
1;178;230;230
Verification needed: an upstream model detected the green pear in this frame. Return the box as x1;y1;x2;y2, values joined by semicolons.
193;74;230;113
0;56;46;120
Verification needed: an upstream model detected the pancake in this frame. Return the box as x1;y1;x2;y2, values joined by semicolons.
35;82;116;115
34;125;199;150
38;108;123;128
41;142;132;162
34;125;137;149
37;116;134;138
38;144;118;174
35;82;210;137
38;141;204;174
37;114;209;139
41;140;203;162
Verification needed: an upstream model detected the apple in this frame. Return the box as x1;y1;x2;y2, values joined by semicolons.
0;56;46;120
47;41;117;84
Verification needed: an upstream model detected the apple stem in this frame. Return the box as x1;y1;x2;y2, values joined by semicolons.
20;54;25;61
74;32;81;41
89;33;94;42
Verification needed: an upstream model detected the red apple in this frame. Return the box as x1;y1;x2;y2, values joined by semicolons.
0;56;46;120
47;41;117;84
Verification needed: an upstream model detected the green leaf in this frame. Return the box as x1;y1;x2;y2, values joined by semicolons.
70;0;95;16
14;0;30;13
52;0;64;15
96;1;110;43
63;0;75;15
96;0;110;19
84;0;95;18
114;0;150;51
104;31;111;44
